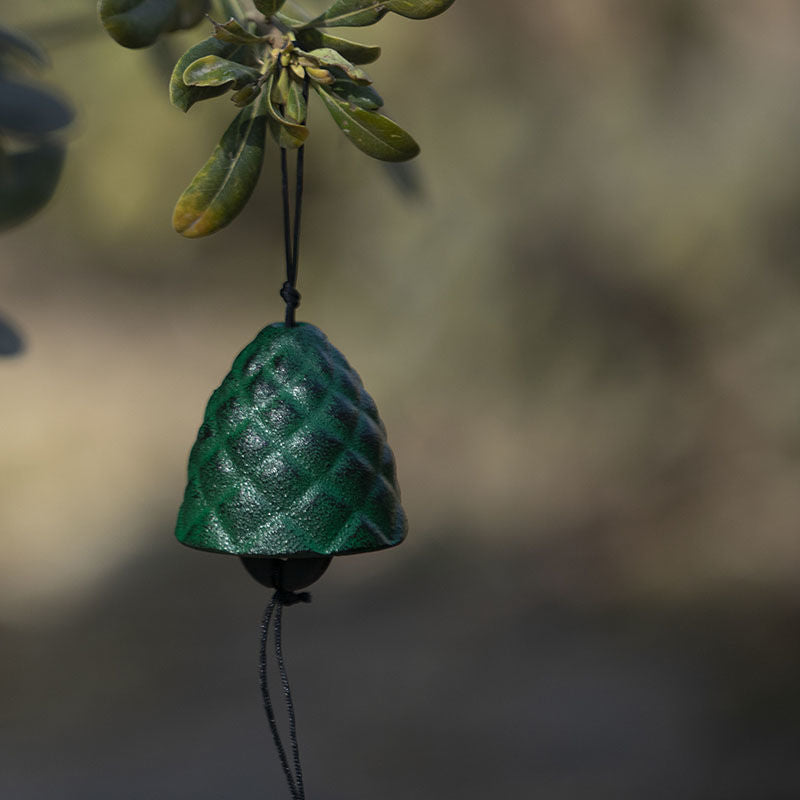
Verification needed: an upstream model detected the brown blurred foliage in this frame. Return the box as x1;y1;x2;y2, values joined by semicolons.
2;2;800;797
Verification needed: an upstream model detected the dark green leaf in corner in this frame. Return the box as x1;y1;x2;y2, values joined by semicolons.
98;0;178;49
314;84;418;161
294;29;380;65
0;312;24;357
0;141;65;230
254;0;286;17
0;79;73;136
173;95;268;237
305;0;456;28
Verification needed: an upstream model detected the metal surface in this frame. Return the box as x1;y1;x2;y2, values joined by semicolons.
175;321;407;557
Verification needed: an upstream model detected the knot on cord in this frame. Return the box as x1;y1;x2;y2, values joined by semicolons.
275;589;311;607
280;282;301;311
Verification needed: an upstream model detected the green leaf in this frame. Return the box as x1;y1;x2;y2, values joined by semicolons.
0;313;24;357
306;48;369;83
330;77;382;110
275;11;305;27
254;0;286;16
170;37;245;112
265;73;308;149
284;78;307;123
270;67;290;106
305;0;455;28
168;0;209;30
0;141;65;230
212;17;266;44
173;95;268;237
267;115;305;150
0;79;73;136
0;26;49;68
386;0;456;18
295;29;380;65
231;84;261;107
314;84;418;161
98;0;178;49
183;55;261;87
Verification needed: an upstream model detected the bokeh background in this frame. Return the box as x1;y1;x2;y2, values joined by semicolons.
3;1;800;797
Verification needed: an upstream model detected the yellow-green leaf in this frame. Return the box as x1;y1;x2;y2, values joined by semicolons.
314;84;418;161
173;96;268;237
270;67;290;106
306;48;370;83
284;78;307;123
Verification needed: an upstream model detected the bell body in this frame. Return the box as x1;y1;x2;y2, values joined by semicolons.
175;322;407;558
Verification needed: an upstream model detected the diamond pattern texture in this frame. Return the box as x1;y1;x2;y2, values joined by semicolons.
175;322;407;557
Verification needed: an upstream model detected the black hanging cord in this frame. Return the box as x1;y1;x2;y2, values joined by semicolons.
280;79;310;328
275;599;305;800
260;589;311;800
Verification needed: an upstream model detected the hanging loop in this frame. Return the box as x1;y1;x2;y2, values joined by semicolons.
279;78;309;328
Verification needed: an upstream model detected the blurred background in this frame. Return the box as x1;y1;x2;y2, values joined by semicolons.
3;1;800;797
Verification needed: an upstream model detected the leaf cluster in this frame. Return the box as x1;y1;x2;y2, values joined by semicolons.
0;27;73;230
98;0;455;236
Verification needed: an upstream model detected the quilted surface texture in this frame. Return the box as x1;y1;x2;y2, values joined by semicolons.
175;322;407;557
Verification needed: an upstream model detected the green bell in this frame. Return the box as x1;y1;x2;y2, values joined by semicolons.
175;322;407;585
